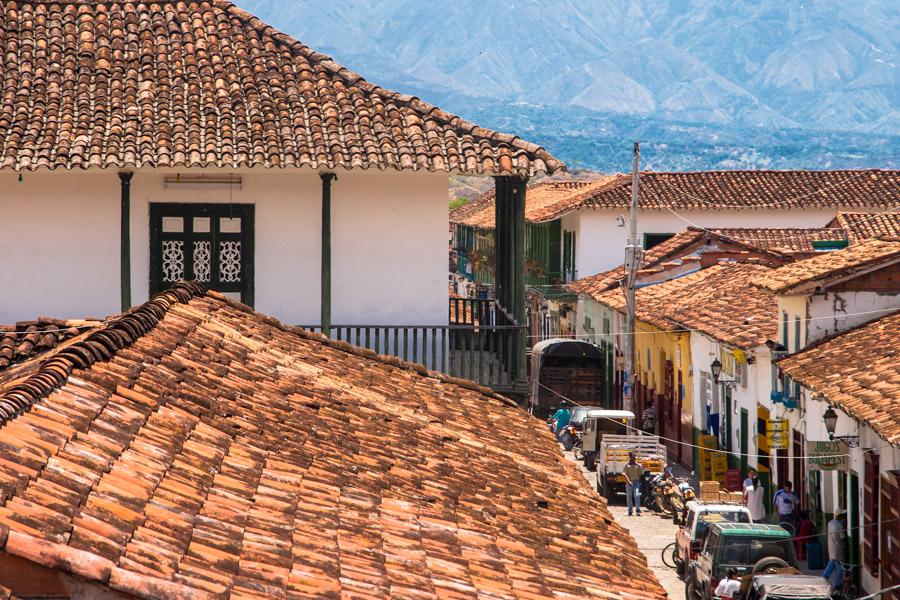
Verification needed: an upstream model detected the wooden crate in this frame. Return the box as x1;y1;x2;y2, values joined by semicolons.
700;481;720;500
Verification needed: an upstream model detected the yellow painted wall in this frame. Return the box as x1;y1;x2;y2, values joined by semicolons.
632;319;692;418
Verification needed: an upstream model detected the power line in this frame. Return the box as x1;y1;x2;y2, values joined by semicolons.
538;382;891;461
641;180;900;252
526;305;900;341
0;322;104;337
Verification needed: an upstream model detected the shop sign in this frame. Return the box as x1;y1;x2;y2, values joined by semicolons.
806;440;849;472
767;419;788;450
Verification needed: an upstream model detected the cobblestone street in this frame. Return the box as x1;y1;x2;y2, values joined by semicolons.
566;451;687;598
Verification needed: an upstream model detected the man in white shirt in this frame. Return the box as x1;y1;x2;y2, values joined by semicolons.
773;481;799;527
823;510;846;588
714;568;741;599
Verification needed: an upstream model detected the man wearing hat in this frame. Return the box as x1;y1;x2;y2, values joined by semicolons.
823;509;846;588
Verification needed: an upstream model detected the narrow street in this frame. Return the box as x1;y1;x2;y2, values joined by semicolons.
566;450;689;598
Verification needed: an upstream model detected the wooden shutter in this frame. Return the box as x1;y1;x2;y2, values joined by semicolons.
864;452;879;576
880;471;900;594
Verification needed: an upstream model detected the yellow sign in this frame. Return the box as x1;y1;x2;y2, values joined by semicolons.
767;419;789;450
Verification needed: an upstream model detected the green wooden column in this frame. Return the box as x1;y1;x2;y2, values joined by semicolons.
493;175;528;382
118;172;133;311
320;173;337;336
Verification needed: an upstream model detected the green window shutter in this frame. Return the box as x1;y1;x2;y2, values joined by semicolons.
548;220;562;281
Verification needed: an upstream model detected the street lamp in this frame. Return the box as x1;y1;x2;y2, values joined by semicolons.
710;358;736;389
822;406;860;448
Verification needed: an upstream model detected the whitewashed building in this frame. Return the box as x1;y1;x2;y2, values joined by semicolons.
752;239;900;594
0;0;564;393
454;170;899;286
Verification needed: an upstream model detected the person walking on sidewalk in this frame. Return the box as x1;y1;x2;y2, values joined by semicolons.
745;476;766;524
773;481;799;529
823;510;847;588
623;452;643;516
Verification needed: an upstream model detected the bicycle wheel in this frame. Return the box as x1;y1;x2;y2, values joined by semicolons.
661;542;678;569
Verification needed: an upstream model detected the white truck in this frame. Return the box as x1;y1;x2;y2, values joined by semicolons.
595;433;667;501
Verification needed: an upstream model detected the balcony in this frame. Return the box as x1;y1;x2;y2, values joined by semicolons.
302;298;527;395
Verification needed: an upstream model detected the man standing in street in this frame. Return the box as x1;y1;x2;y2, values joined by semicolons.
623;452;643;516
823;510;846;588
773;481;800;529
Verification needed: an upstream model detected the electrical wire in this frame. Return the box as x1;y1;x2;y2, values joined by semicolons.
640;180;900;253
0;321;105;337
854;584;900;600
538;381;890;461
638;516;900;552
524;305;900;340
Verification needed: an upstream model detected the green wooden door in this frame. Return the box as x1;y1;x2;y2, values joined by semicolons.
740;409;749;476
849;471;860;586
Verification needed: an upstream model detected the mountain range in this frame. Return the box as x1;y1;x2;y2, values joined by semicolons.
242;0;899;171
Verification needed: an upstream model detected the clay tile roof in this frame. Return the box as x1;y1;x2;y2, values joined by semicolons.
450;177;620;227
831;212;900;243
453;170;900;227
0;283;664;599
594;263;779;349
567;229;706;298
0;319;100;374
579;170;900;211
751;238;900;294
708;227;846;253
778;311;900;446
0;1;562;176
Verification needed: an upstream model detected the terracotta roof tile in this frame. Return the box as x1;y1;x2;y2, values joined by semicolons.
0;283;664;599
567;230;706;298
453;171;900;225
0;1;561;176
778;312;900;445
450;177;619;227
708;227;846;253
751;238;900;294
581;170;900;211
831;212;900;243
0;320;98;374
594;263;779;349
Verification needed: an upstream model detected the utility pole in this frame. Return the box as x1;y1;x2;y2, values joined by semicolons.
622;142;641;416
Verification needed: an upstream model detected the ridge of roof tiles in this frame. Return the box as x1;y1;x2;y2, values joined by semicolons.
777;311;900;446
0;319;100;374
831;212;900;243
452;170;899;227
567;227;805;301
0;283;665;599
708;227;846;253
751;238;900;294
567;230;706;299
593;262;779;349
0;1;563;176
578;170;900;211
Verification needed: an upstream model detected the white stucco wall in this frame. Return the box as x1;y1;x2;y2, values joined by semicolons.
689;333;772;463
807;291;900;343
574;208;839;278
1;169;449;327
